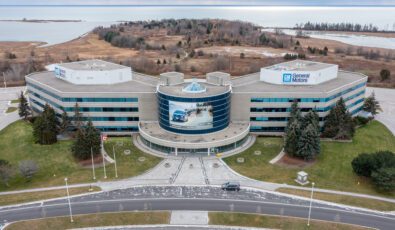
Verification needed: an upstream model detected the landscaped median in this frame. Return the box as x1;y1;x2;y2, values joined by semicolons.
0;186;101;206
209;212;372;230
0;120;161;192
224;121;395;198
4;211;170;230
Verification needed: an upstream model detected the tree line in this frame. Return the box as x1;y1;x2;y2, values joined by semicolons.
294;22;380;32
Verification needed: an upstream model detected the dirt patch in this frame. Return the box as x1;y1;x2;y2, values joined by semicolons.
276;154;315;169
79;154;104;168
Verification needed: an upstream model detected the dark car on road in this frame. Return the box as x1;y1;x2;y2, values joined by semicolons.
172;110;188;122
221;182;240;191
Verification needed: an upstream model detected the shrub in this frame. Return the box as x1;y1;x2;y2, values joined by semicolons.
371;167;395;191
19;160;38;181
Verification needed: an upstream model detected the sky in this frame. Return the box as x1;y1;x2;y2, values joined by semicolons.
2;0;395;6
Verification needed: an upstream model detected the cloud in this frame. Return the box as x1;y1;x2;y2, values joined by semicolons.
3;0;395;6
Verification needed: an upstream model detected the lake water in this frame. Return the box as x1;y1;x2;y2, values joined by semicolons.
263;29;395;50
0;6;394;46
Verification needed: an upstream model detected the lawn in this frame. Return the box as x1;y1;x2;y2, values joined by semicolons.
209;212;371;230
5;211;170;230
10;99;20;104
224;121;395;197
5;107;17;113
276;188;395;211
0;121;161;191
0;186;101;206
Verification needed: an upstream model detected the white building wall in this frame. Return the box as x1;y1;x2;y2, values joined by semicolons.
54;66;132;85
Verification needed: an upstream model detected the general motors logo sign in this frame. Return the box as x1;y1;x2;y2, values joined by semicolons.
282;73;292;83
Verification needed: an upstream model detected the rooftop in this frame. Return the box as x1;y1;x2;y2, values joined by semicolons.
57;59;129;71
158;82;230;98
264;60;335;72
231;70;367;94
26;71;158;94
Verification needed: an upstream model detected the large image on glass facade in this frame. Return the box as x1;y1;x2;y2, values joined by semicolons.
169;101;213;130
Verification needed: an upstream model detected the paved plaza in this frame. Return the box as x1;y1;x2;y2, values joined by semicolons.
366;87;395;135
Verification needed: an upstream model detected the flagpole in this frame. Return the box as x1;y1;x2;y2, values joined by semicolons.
113;145;118;178
101;135;107;179
91;147;96;180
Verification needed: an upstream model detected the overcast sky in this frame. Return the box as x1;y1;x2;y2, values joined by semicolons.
2;0;395;6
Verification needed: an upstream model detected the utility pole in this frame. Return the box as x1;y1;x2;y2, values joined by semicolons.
91;147;96;180
113;145;118;178
307;182;315;226
64;178;73;223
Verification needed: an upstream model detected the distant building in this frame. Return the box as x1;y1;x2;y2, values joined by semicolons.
26;59;367;155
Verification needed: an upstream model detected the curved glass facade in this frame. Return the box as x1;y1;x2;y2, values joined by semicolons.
157;91;231;134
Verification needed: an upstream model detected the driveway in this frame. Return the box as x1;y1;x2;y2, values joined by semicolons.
366;87;395;136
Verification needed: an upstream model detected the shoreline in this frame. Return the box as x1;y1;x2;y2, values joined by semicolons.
0;19;82;23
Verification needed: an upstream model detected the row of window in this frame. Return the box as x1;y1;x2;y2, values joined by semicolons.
249;106;364;133
251;90;365;113
29;91;138;112
31;100;139;122
27;83;138;102
250;117;325;122
251;82;366;103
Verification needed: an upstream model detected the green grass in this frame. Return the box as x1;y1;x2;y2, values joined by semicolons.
10;99;20;104
209;212;371;230
277;188;395;211
5;107;17;113
0;186;101;206
5;211;170;230
0;120;161;192
224;121;395;197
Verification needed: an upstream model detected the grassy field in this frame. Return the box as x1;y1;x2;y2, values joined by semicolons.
0;121;161;191
5;211;170;230
0;186;101;206
5;107;17;113
224;121;395;197
277;188;395;211
10;99;20;104
209;212;371;230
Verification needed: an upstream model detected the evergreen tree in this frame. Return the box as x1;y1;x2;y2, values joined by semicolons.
284;120;300;156
296;124;320;160
302;110;320;132
363;92;382;117
59;108;71;134
33;104;58;145
322;98;355;139
287;100;301;129
71;120;101;160
18;91;31;120
73;103;84;130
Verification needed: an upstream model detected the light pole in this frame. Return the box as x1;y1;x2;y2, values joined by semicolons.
91;147;96;180
307;182;315;226
113;145;118;178
102;145;107;179
64;178;74;223
2;72;6;88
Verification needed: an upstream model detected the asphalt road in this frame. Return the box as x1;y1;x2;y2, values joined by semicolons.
1;186;394;229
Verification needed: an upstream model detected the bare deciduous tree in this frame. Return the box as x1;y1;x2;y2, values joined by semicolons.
19;160;39;181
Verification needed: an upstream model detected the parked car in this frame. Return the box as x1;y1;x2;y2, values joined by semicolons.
221;182;240;191
172;110;188;122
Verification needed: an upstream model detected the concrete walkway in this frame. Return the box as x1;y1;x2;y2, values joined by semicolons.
366;87;395;136
0;86;25;131
170;211;208;225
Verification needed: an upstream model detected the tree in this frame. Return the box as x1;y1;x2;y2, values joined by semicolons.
287;100;301;128
379;69;390;81
284;120;300;156
363;92;382;117
302;110;320;132
18;91;31;120
73;103;84;130
296;123;320;160
371;167;395;191
322;98;355;139
0;160;14;187
32;104;58;145
71;120;101;160
240;53;245;59
351;153;377;177
19;160;38;181
59;108;71;134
